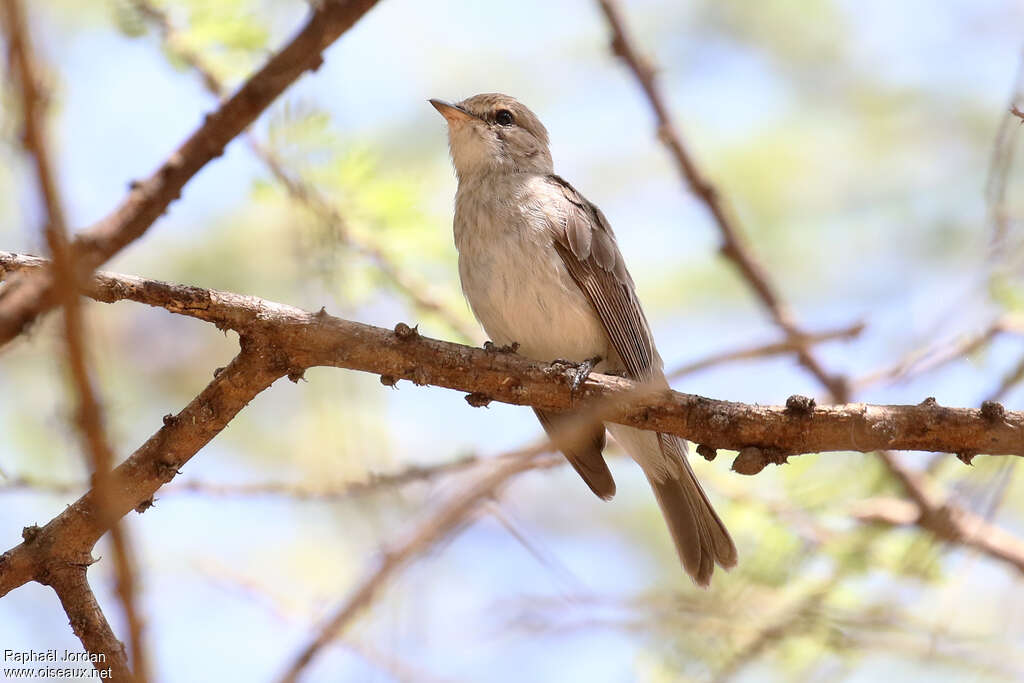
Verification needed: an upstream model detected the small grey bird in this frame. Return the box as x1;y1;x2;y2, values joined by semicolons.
431;93;736;586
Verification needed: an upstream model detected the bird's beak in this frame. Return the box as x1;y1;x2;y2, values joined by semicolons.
429;98;475;124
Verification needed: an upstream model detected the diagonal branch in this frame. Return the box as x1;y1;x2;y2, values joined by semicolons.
667;322;864;381
0;0;381;347
596;0;848;401
131;0;478;342
852;495;1024;573
0;346;282;598
277;449;560;683
595;0;1016;587
48;564;131;680
2;1;148;677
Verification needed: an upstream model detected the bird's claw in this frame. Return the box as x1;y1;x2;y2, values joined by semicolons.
552;356;602;393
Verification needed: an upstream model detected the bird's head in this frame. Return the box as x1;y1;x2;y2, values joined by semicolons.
430;93;553;180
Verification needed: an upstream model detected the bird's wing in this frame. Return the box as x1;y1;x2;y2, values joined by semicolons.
533;408;615;500
544;174;659;381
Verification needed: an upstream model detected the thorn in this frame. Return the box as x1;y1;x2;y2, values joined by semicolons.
696;444;717;461
918;396;938;408
287;368;306;383
315;306;328;317
956;452;977;466
981;400;1006;422
213;366;225;378
732;446;787;475
135;498;155;514
785;394;816;415
394;322;419;340
21;525;41;543
465;392;492;408
379;375;398;387
162;413;179;427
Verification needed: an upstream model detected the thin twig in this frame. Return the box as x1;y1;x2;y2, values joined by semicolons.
2;2;148;678
668;322;864;381
988;350;1024;402
597;6;1024;661
1;452;508;500
132;0;478;342
987;49;1024;246
851;496;1024;573
277;449;559;682
851;316;1017;392
596;0;848;402
0;0;382;347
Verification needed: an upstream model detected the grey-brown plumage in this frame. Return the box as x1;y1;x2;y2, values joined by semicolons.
431;93;736;585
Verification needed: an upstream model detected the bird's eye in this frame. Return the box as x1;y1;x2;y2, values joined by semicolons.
495;109;514;126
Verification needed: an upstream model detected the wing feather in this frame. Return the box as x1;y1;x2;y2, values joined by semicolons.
545;175;657;381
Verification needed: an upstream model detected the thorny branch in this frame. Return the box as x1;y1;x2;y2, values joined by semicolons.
596;0;848;402
2;1;147;678
597;2;1024;673
2;4;1022;679
130;0;478;342
2;250;1022;676
0;348;282;600
0;0;382;347
595;0;1023;546
2;251;1021;460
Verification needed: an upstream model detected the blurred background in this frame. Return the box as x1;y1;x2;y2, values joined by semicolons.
2;0;1024;680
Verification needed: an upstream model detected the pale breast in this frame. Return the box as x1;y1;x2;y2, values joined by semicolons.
454;175;611;365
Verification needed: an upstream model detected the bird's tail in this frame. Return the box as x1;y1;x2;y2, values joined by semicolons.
608;424;736;587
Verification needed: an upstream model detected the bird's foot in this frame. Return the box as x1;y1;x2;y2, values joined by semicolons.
484;341;520;354
552;356;602;393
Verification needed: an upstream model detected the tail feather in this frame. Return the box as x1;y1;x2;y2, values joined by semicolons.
610;424;736;586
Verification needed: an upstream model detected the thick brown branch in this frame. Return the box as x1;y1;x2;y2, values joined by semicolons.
48;565;131;680
2;252;1021;460
0;347;282;598
3;3;148;678
0;0;381;346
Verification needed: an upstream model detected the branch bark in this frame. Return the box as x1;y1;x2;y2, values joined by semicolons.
596;0;848;401
595;0;1018;586
0;347;281;598
49;566;131;680
3;1;147;677
2;251;1020;460
0;0;381;347
852;495;1024;573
